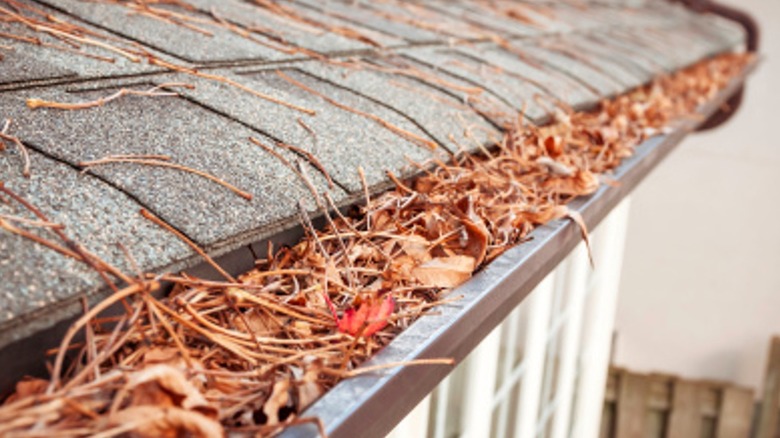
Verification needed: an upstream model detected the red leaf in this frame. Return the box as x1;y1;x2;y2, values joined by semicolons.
337;295;394;338
337;305;367;336
363;295;395;337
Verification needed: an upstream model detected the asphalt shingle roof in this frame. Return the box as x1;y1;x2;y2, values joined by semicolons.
0;0;744;350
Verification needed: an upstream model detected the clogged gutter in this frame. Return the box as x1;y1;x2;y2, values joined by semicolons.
0;53;752;437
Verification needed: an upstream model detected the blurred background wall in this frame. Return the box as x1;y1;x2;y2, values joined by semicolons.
613;0;779;391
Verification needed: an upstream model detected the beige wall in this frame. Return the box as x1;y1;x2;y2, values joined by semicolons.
614;0;780;391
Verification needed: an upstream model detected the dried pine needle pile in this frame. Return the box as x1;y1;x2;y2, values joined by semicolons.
0;53;751;437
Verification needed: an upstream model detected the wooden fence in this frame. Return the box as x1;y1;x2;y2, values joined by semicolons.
601;368;754;438
756;336;780;438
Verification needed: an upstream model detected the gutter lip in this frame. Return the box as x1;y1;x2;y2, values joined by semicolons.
279;58;759;438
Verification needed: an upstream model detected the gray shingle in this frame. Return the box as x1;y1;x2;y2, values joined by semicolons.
519;44;625;98
425;1;541;38
454;44;599;111
537;39;649;90
402;46;552;123
37;0;291;64
346;0;490;41
291;58;501;154
176;68;446;193
0;149;191;347
293;0;440;44
1;79;340;249
572;38;652;86
0;0;160;82
573;33;668;77
365;55;520;129
0;47;75;86
182;0;375;54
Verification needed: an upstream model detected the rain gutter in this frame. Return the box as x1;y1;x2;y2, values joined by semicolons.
280;58;758;438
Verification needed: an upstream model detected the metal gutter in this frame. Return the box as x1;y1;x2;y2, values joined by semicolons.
280;59;758;438
677;0;760;131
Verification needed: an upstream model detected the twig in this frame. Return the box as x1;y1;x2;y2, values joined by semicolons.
48;281;159;393
149;57;316;115
0;213;64;229
385;170;415;195
0;217;81;259
251;0;383;47
296;117;318;147
276;70;438;150
323;191;391;260
139;208;236;282
0;182;131;287
357;166;372;228
296;201;339;322
275;140;335;189
0;5;141;62
1;119;31;177
249;136;323;208
26;83;194;110
360;60;484;96
79;155;253;201
0;30;116;62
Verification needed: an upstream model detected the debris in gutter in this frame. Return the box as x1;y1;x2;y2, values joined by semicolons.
0;53;752;437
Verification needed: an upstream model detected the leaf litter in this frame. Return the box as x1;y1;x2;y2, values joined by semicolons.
0;20;752;437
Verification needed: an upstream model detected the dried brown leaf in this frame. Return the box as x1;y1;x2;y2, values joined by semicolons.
411;255;476;288
126;365;216;418
110;405;224;438
262;379;292;426
3;378;48;404
296;362;324;409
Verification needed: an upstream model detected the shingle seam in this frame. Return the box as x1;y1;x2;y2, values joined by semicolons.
506;46;606;98
574;34;663;76
448;48;584;110
2;2;712;98
577;33;668;76
607;28;685;71
197;1;432;51
0;30;550;95
182;38;512;70
380;8;493;41
11;137;205;251
169;89;355;195
533;43;637;90
283;0;465;43
342;57;508;133
398;53;545;124
0;67;170;93
420;2;535;39
281;67;452;154
0;73;78;90
31;0;271;66
498;16;697;45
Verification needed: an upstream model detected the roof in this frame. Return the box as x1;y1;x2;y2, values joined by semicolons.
0;0;744;352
